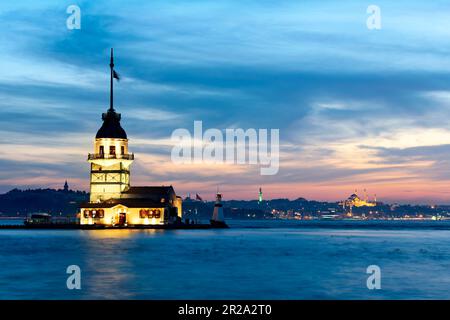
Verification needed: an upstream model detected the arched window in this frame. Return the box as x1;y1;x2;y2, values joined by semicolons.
139;209;150;219
84;209;104;218
139;209;161;219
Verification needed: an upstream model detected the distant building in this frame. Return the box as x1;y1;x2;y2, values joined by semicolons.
258;187;263;203
79;49;182;226
63;180;69;192
341;190;376;209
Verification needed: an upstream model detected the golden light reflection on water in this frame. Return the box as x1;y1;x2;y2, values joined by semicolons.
80;228;164;239
75;229;165;298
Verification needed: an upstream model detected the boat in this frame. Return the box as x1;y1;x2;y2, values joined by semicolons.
24;213;52;225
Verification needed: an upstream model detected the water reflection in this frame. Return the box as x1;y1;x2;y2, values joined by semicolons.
81;229;162;239
75;230;149;298
1;223;450;299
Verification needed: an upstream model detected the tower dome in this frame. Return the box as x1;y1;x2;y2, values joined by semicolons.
96;108;127;139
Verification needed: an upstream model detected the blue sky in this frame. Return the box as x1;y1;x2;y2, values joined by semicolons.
1;1;450;203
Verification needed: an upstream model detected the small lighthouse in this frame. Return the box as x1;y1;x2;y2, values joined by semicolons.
210;192;228;228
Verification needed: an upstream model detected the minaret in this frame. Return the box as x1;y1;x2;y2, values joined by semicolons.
63;180;69;192
211;192;225;222
258;187;263;203
87;48;134;202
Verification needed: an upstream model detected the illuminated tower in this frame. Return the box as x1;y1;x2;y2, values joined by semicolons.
258;187;263;203
88;49;134;202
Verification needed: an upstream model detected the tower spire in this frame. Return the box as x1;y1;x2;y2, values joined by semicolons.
109;48;114;111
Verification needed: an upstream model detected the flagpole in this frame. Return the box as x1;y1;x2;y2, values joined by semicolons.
109;48;114;111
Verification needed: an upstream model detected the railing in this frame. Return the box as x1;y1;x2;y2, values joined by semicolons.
88;153;134;160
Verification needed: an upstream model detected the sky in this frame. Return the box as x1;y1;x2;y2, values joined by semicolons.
1;0;450;203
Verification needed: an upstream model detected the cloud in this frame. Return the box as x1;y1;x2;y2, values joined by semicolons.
1;1;450;203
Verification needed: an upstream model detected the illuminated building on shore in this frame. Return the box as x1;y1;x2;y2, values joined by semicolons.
340;189;376;216
79;49;182;226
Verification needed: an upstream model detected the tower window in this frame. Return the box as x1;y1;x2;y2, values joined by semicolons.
110;146;116;155
99;146;104;155
121;146;125;155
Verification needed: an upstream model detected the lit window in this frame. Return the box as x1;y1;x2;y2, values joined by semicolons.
139;209;150;219
139;209;161;219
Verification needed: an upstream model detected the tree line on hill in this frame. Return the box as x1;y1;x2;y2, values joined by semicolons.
1;188;449;219
0;188;88;216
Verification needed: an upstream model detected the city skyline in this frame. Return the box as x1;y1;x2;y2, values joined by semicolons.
1;1;450;203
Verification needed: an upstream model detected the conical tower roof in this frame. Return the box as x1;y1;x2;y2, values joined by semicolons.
96;108;127;139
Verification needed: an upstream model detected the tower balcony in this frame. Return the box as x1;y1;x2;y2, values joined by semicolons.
88;153;134;160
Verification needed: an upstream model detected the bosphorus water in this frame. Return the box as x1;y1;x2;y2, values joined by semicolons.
0;220;449;299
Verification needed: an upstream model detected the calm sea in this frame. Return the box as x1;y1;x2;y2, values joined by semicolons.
0;219;449;299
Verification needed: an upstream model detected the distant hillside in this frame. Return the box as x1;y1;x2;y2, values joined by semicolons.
1;188;447;219
0;188;88;216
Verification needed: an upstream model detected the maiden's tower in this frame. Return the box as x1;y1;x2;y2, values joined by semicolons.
79;49;182;226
